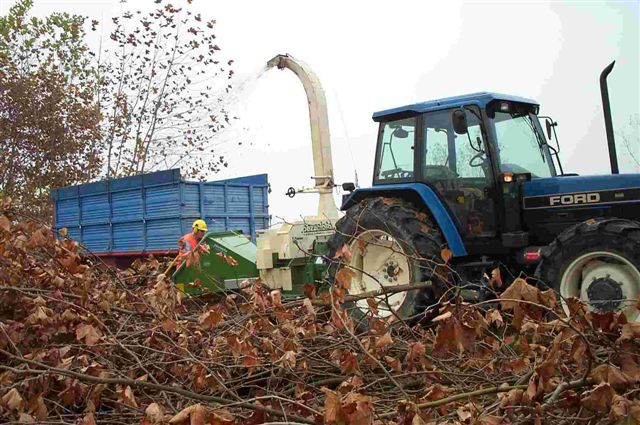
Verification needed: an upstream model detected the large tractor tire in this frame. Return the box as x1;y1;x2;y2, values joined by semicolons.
326;197;447;325
536;218;640;322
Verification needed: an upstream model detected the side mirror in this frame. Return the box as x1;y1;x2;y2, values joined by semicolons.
452;109;468;135
545;119;552;140
342;182;356;192
393;127;409;139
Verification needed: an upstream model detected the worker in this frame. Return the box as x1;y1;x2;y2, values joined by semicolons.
178;219;208;254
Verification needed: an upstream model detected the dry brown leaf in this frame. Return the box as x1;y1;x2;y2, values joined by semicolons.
499;388;523;407
321;387;341;424
170;404;198;424
490;267;503;289
17;413;35;423
342;392;373;425
28;395;47;421
440;248;452;263
278;350;297;369
590;364;634;389
190;404;206;425
303;297;316;318
384;355;402;372
161;318;178;332
375;332;393;349
144;403;165;424
500;278;539;310
79;412;97;425
630;401;640;424
270;290;282;308
432;316;476;357
198;308;224;329
336;267;356;290
581;382;616;412
210;409;235;424
456;403;473;422
610;394;630;421
412;413;428;425
117;385;138;408
340;351;360;375
366;298;378;315
619;353;640;382
485;309;504;327
423;384;448;401
0;214;11;232
538;288;557;308
432;311;452;322
303;283;317;299
2;388;24;412
618;323;640;343
75;324;102;346
477;415;504;425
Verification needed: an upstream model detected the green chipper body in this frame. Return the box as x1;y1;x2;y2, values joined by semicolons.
171;231;260;294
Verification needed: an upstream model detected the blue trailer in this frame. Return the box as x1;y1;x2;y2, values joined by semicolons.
50;169;269;267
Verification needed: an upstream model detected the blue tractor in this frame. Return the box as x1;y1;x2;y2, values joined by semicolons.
329;62;640;322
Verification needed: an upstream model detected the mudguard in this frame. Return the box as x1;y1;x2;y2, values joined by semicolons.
341;183;467;257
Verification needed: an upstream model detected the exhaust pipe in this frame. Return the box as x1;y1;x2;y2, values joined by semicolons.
600;61;619;174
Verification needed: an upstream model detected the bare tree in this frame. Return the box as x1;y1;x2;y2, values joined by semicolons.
98;0;234;179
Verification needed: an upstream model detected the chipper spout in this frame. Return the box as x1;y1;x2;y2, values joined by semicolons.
267;54;338;219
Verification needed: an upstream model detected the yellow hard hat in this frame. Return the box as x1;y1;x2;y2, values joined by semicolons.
192;219;208;232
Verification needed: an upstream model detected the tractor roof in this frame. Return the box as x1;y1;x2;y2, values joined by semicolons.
372;92;538;122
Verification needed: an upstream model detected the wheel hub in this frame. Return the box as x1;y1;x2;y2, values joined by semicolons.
347;230;411;317
586;276;623;312
384;261;399;282
560;252;640;322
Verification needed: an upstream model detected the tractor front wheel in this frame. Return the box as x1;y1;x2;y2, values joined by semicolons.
327;197;447;325
536;218;640;322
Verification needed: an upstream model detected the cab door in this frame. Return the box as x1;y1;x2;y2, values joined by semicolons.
419;107;497;238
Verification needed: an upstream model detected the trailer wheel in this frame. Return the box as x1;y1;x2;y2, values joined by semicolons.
327;197;447;326
536;218;640;322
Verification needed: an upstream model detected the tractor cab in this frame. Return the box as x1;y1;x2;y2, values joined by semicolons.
372;93;556;252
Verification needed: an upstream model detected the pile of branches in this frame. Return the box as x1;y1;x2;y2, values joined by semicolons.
1;201;639;424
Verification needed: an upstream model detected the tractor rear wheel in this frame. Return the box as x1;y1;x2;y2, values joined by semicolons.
536;218;640;322
327;197;447;326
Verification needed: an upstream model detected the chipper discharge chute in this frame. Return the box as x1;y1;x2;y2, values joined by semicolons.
171;231;259;294
255;54;340;293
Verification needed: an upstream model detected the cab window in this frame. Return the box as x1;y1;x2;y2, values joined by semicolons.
376;117;416;181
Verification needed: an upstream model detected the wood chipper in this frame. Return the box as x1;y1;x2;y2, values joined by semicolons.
171;53;341;295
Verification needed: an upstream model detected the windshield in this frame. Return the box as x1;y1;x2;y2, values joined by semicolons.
491;111;555;178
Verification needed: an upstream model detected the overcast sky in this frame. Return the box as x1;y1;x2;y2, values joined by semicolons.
3;0;639;222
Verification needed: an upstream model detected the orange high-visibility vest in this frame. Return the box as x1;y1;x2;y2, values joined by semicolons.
178;233;198;254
